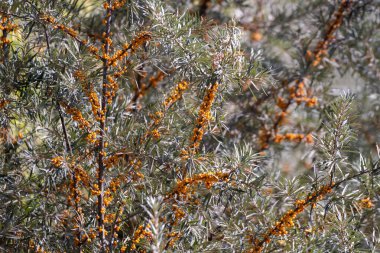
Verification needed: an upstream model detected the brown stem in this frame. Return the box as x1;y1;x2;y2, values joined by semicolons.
108;203;124;252
1;19;9;63
98;1;112;252
334;161;380;188
57;102;72;155
57;102;82;252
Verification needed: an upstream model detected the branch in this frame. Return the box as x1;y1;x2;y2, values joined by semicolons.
98;1;112;252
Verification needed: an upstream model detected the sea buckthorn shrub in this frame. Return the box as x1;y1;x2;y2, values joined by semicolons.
0;0;379;252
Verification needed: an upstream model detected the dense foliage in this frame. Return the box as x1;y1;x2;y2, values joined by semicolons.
0;0;379;252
